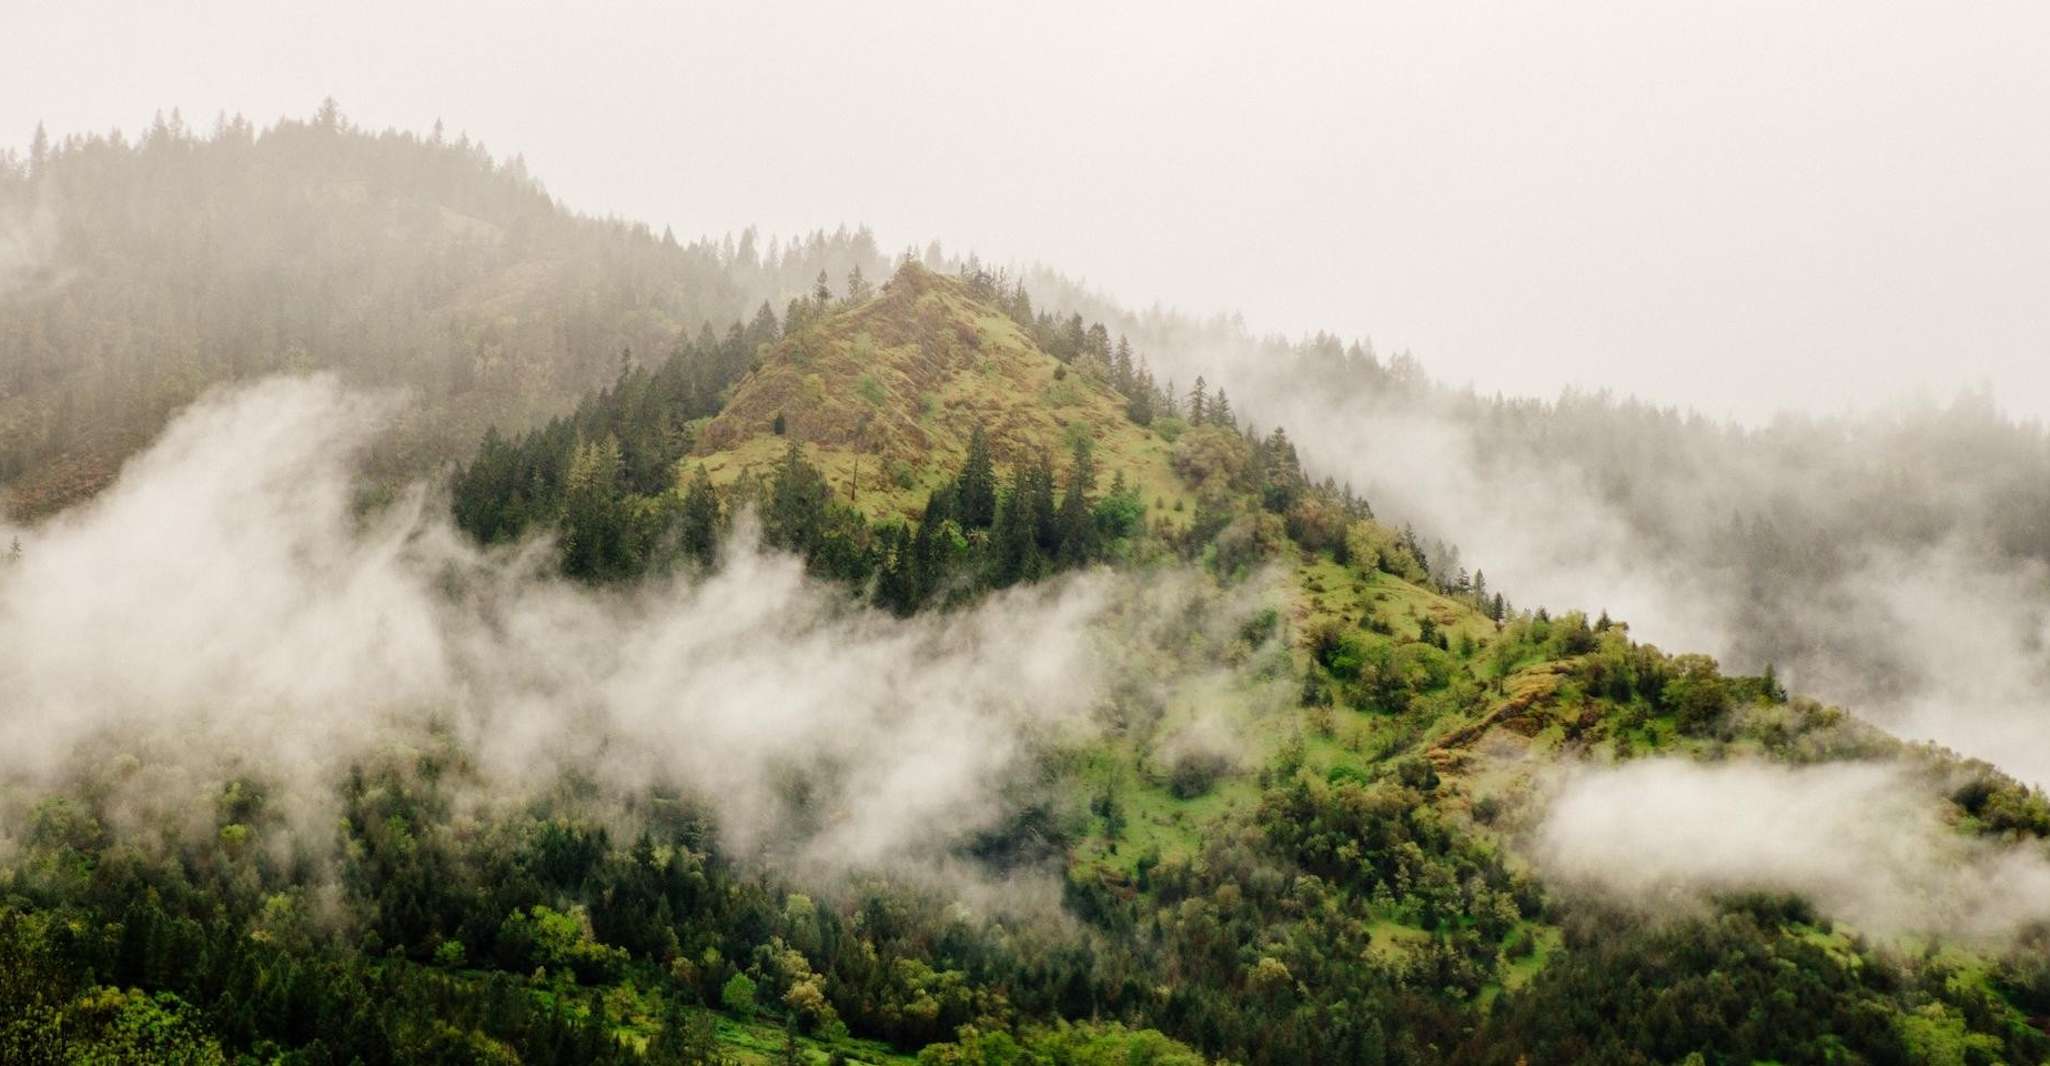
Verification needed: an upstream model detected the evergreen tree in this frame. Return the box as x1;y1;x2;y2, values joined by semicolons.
646;999;707;1063
990;486;1036;587
1211;387;1234;428
561;435;626;580
1056;436;1098;564
748;301;781;347
955;425;998;529
909;490;955;604
767;440;830;554
874;525;917;616
1085;322;1111;362
846;264;872;302
1126;360;1157;425
1399;523;1428;574
680;466;720;567
1058;314;1087;362
1025;450;1060;557
812;269;833;307
1188;376;1208;424
28;121;48;178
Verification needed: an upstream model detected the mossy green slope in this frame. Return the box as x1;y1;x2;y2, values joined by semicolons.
687;264;1195;529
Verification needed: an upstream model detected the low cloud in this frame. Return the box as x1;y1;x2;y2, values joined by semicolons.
0;195;63;298
1533;758;2050;942
0;375;1184;879
1122;326;2050;788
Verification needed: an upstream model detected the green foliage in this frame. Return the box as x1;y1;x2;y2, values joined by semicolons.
18;121;2050;1066
955;425;998;530
1166;751;1229;799
721;972;758;1017
499;905;630;984
918;1021;1206;1065
1661;653;1731;733
1470;907;2048;1066
680;465;722;568
452;323;772;577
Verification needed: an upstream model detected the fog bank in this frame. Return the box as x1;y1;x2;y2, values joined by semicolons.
0;376;1162;877
1535;758;2050;942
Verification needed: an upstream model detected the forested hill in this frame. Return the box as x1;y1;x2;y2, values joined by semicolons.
428;257;2050;1062
0;105;898;517
451;258;1349;596
8;114;2050;1065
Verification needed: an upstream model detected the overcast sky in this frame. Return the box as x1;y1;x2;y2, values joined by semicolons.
6;0;2048;422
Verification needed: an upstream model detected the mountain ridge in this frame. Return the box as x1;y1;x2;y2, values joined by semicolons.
6;113;2050;1066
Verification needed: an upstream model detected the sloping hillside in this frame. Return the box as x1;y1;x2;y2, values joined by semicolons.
14;128;2050;1066
689;263;1193;526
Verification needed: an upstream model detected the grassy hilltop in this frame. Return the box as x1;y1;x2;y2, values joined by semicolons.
687;263;1194;531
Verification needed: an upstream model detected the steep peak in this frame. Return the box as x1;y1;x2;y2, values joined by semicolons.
687;263;1186;522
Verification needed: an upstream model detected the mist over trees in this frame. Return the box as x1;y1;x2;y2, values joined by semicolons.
6;108;2050;1064
0;104;905;515
1027;268;2050;779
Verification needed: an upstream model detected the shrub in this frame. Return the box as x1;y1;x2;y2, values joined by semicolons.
721;972;757;1016
1168;750;1230;798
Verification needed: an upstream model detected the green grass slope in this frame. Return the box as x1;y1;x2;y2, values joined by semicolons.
688;264;1195;529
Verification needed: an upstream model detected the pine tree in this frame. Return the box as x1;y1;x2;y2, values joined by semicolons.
1126;382;1154;426
1026;450;1060;557
748;301;781;346
767;440;830;554
1211;387;1234;428
1188;376;1208;424
680;466;720;567
28;121;48;178
1059;314;1086;362
909;492;954;603
846;264;872;301
646;998;694;1063
1056;436;1098;564
955;425;998;529
812;269;833;307
874;525;916;616
561;435;625;580
1112;336;1135;394
990;486;1036;588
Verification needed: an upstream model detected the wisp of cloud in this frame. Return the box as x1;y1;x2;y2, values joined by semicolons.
1533;758;2050;942
0;375;1132;878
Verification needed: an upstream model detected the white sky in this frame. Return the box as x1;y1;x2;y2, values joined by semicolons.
6;0;2048;423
